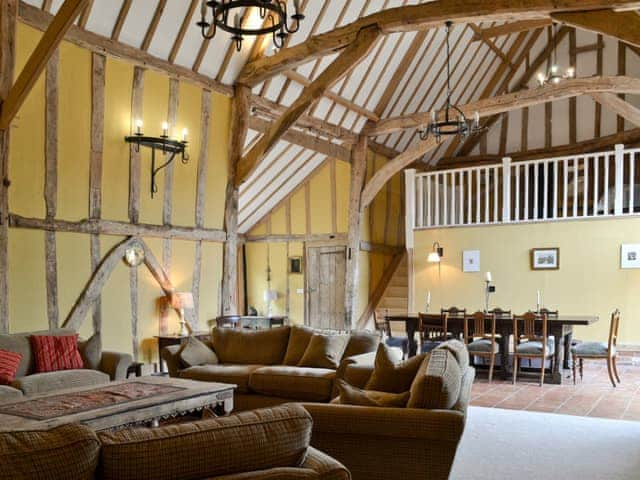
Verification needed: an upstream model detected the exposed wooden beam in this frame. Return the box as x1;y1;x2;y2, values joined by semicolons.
77;0;92;29
0;0;89;130
141;0;166;51
472;19;552;40
468;24;515;68
236;25;380;185
110;0;131;41
248;116;351;162
591;92;640;127
18;2;232;97
243;233;348;244
237;1;640;86
437;128;640;168
168;0;198;64
360;76;640;209
552;10;640;49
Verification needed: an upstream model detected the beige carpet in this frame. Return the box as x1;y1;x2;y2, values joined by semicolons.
450;406;640;480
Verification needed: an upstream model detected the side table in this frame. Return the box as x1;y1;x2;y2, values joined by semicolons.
155;332;211;374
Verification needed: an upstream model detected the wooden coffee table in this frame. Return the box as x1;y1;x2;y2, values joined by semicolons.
0;376;235;432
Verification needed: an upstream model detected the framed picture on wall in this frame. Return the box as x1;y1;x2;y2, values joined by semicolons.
621;244;640;269
462;250;481;272
530;248;559;270
288;256;303;274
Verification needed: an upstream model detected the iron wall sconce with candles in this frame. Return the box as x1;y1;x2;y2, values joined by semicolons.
125;121;189;198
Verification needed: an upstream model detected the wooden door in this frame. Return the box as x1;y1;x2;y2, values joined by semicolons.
305;245;346;330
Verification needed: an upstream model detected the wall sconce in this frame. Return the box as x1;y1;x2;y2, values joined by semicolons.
427;242;444;263
124;244;145;267
125;120;189;198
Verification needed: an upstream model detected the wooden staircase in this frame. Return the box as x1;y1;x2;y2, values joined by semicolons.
377;254;409;317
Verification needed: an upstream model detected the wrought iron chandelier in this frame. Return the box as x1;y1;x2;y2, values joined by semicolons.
196;0;305;52
420;21;482;143
537;24;575;86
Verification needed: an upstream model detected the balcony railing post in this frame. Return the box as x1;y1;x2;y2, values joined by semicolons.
614;144;625;216
405;169;416;248
502;157;512;222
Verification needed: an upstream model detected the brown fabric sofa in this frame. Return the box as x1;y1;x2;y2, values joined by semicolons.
0;404;350;480
0;329;132;402
162;326;379;411
303;341;475;480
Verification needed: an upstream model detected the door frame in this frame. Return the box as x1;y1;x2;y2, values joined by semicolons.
304;240;347;327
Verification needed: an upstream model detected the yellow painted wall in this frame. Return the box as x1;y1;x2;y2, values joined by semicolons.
413;218;640;345
7;24;231;363
245;152;404;327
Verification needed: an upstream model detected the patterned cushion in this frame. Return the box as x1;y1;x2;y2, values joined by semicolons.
516;339;555;355
12;369;109;396
336;379;409;408
298;334;349;369
467;339;499;354
249;366;336;402
0;424;100;480
365;344;426;394
0;349;22;385
436;340;470;370
177;336;218;367
283;326;316;366
212;327;290;365
30;335;83;373
342;331;380;359
0;329;76;377
97;404;312;480
0;385;23;402
179;364;262;394
572;341;611;357
407;349;462;410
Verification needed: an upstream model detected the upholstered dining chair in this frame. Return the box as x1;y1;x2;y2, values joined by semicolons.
513;312;554;386
464;311;499;382
374;309;409;359
571;310;621;388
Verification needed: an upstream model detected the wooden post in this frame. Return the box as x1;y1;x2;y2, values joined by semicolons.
222;84;250;315
502;157;512;222
0;0;17;334
129;67;144;224
404;169;416;314
162;78;179;283
344;135;368;331
614;144;625;216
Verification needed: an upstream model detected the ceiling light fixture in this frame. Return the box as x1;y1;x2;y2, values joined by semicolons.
196;0;305;52
420;21;483;143
537;24;575;87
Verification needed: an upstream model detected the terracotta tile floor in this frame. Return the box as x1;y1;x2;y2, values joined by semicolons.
470;355;640;421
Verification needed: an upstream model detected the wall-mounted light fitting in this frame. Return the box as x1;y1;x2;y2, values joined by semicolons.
428;242;444;263
125;120;189;198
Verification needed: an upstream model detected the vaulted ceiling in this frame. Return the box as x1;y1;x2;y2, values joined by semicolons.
22;0;640;233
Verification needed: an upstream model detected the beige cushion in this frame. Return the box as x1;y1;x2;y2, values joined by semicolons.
212;327;290;365
177;336;218;367
0;424;100;480
97;404;312;480
365;344;426;394
342;331;380;359
78;333;101;371
0;385;23;402
298;334;349;369
0;328;75;378
283;326;315;366
12;369;109;396
179;364;262;393
435;339;470;370
249;366;336;402
336;379;409;408
407;349;462;410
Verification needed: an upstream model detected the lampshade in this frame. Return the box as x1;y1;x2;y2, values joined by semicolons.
427;251;442;263
177;292;194;310
263;290;278;302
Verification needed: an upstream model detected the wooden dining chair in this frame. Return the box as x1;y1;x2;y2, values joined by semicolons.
419;312;450;353
513;312;554;386
537;308;559;317
464;311;499;382
571;310;621;388
374;309;409;359
488;308;511;318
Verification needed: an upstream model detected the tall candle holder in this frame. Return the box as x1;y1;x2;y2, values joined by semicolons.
484;272;495;313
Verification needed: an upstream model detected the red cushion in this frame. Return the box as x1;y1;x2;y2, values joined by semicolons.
0;349;23;385
30;335;84;373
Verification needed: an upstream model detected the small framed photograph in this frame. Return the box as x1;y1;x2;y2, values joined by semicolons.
288;256;303;274
621;244;640;269
531;248;559;270
462;250;481;272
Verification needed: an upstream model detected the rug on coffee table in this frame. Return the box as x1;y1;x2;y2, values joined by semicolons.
0;382;185;420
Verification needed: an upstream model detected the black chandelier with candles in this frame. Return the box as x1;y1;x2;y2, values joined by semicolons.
419;21;482;143
196;0;305;51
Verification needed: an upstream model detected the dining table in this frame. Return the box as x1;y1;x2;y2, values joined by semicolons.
385;313;599;384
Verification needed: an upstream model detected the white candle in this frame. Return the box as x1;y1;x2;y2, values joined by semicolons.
427;291;431;306
485;271;492;282
135;119;143;135
182;128;188;142
537;290;541;307
200;0;207;17
162;121;169;137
